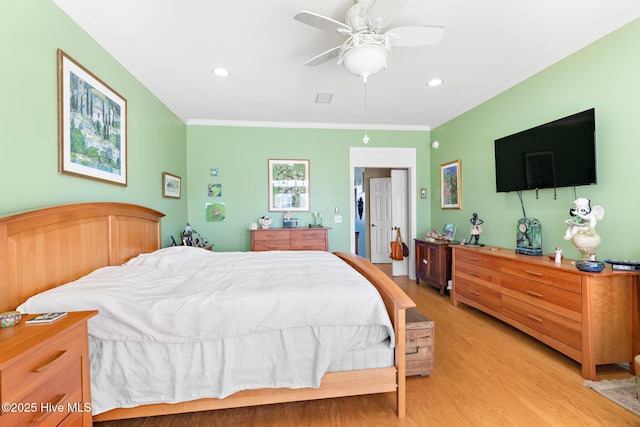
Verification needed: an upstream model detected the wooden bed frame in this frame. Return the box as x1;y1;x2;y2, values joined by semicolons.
0;202;415;421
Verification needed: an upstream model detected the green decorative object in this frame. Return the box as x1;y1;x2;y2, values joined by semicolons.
206;202;226;222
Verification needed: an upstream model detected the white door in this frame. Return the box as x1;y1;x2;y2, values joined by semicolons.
391;169;409;276
369;177;392;263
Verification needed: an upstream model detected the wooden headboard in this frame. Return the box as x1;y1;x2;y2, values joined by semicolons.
0;202;164;313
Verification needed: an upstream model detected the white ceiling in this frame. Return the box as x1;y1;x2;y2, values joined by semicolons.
53;0;640;131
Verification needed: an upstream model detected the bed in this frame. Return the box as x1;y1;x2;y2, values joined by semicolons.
0;202;415;421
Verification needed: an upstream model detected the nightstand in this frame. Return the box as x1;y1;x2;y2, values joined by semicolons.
0;311;97;426
414;239;452;295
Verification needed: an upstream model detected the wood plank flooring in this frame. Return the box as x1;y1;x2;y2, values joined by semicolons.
95;264;639;426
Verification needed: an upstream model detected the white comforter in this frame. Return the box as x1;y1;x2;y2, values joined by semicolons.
20;247;394;414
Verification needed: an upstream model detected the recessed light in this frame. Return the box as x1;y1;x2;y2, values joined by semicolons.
427;78;443;87
212;67;230;77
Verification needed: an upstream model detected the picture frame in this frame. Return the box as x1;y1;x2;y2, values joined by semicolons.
57;49;127;186
268;159;310;212
162;172;181;198
440;160;461;209
442;223;457;241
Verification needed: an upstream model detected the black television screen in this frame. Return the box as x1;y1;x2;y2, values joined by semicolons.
494;108;596;192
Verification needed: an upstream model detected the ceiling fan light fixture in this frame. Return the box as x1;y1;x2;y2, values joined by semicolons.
340;33;390;82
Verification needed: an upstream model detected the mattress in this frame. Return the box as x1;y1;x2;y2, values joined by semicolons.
19;247;395;414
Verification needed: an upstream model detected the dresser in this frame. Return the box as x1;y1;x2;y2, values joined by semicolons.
451;245;639;380
0;311;97;426
250;228;330;251
414;239;452;295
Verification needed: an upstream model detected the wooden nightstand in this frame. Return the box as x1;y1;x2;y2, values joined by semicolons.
414;239;452;295
0;311;97;426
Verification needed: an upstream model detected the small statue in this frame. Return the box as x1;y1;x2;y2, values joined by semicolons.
554;247;563;263
469;213;484;245
563;198;604;260
564;198;604;240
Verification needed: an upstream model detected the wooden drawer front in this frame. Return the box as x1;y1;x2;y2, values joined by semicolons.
455;261;501;290
290;239;326;251
455;249;503;270
2;358;82;426
502;295;582;350
502;260;581;293
406;328;434;376
1;327;84;405
252;230;291;242
456;276;502;312
252;241;290;251
502;274;581;320
291;229;325;240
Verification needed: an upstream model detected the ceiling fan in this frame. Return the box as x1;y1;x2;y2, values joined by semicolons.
294;0;444;82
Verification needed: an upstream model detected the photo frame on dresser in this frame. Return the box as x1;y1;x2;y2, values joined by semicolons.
57;49;127;186
268;159;310;212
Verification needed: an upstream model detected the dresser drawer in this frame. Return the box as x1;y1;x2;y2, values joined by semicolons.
252;241;290;251
1;354;82;426
502;274;581;320
455;261;501;289
290;239;325;250
502;260;581;293
502;295;582;350
252;230;291;242
455;276;502;312
291;229;325;240
454;249;503;270
1;325;84;406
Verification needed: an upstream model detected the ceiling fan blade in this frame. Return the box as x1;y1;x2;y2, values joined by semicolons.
386;26;445;47
304;45;342;66
294;10;352;33
367;0;409;29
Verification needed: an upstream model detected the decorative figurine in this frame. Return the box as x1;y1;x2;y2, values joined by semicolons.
554;247;563;263
259;216;273;229
563;198;604;260
469;213;484;245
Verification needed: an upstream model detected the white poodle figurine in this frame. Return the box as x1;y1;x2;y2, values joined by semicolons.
563;198;605;240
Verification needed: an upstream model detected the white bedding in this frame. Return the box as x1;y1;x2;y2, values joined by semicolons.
20;247;395;414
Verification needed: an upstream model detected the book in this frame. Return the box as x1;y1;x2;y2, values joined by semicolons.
25;312;67;324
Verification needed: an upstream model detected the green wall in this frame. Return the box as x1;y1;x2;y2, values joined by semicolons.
430;18;640;260
0;0;188;245
185;126;431;252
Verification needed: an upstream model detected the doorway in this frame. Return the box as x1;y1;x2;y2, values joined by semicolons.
349;147;416;279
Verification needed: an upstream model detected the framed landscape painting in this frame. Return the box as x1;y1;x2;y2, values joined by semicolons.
440;160;461;209
268;159;310;212
57;49;127;186
162;172;181;198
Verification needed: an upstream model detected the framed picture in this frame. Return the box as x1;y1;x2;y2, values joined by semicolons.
440;160;461;209
442;223;457;241
162;172;181;198
57;49;127;186
268;159;310;212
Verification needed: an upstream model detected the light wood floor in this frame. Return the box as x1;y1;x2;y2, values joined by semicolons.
95;265;639;426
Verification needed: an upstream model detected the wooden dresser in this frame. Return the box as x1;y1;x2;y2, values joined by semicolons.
414;239;452;295
250;228;330;251
0;311;97;426
451;245;639;380
405;308;434;376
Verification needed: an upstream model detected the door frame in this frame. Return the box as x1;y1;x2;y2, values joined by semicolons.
349;147;416;279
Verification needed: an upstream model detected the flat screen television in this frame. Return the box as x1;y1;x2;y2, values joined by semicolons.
494;108;596;192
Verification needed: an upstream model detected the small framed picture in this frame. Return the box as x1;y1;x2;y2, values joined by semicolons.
442;224;457;241
162;172;181;198
440;160;461;209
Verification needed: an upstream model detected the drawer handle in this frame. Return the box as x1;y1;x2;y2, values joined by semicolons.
33;350;68;372
527;314;543;323
469;272;480;277
406;346;420;355
525;270;543;277
525;290;543;298
469;290;480;296
32;393;66;423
